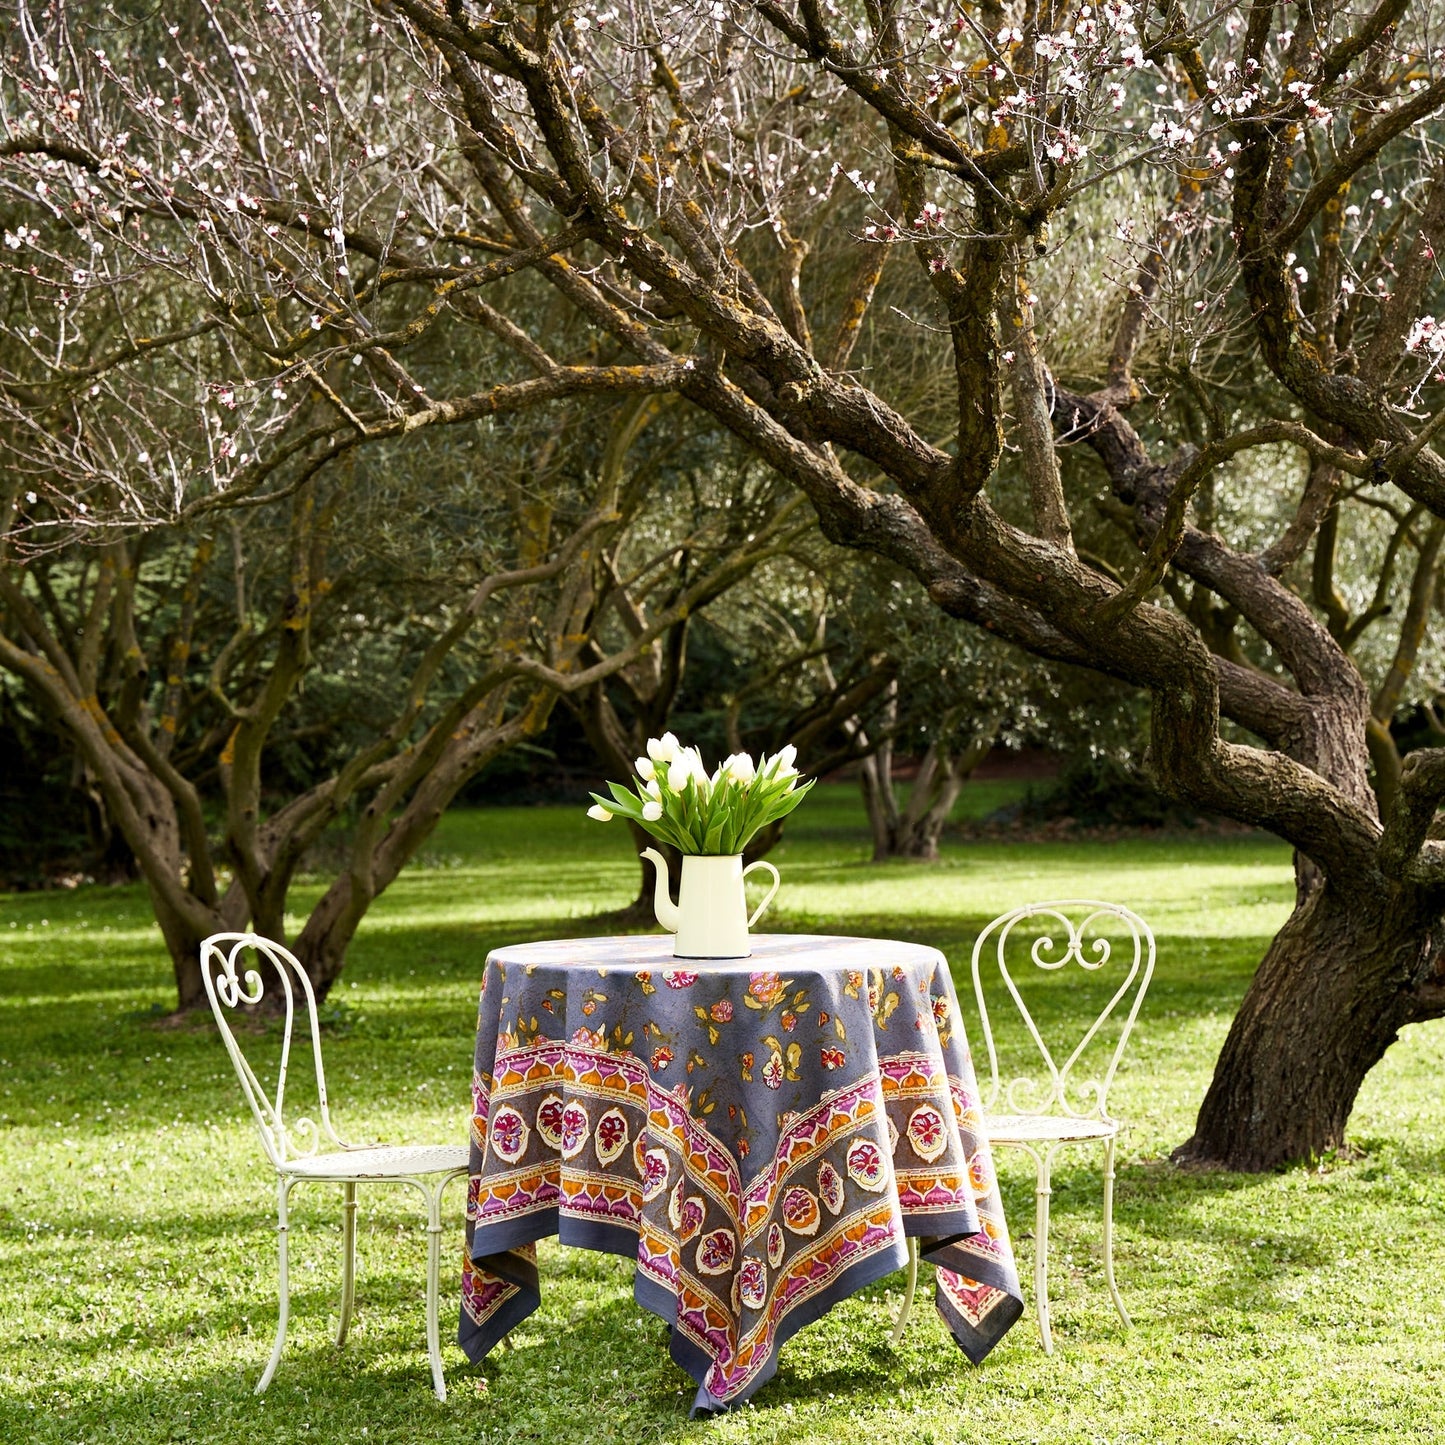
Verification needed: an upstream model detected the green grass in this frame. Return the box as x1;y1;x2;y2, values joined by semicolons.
3;783;1444;1444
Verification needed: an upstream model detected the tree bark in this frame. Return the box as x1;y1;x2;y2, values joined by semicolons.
1175;880;1442;1170
861;722;996;861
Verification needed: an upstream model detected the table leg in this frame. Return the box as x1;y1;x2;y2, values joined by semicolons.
890;1236;920;1346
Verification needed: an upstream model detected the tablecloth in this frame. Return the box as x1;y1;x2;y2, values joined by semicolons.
458;934;1022;1411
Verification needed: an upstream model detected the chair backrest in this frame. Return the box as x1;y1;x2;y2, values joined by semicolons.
200;932;347;1169
969;900;1154;1122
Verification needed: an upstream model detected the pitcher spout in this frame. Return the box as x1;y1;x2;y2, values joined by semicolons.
639;848;680;933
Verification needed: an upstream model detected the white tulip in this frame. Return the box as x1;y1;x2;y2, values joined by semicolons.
685;748;711;793
635;756;656;780
765;743;798;780
725;751;757;783
643;777;662;800
642;800;663;821
647;732;680;764
586;803;613;821
667;756;692;790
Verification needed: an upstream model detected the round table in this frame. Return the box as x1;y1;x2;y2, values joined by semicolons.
457;934;1023;1412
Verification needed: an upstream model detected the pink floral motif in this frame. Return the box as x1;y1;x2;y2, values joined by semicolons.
489;1106;528;1163
932;995;951;1026
736;1257;767;1311
650;1045;674;1072
968;1149;991;1197
766;1221;785;1267
847;1137;888;1192
677;1197;705;1243
820;1046;845;1070
818;1160;844;1216
535;1094;564;1150
571;1024;604;1049
782;1185;820;1237
668;1177;687;1230
907;1104;948;1164
594;1107;629;1165
559;1100;589;1160
762;1050;785;1090
710;998;734;1023
748;971;787;1007
640;1148;670;1201
696;1228;736;1276
663;970;698;989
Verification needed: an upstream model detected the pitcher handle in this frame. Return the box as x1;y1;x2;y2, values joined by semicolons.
743;860;781;927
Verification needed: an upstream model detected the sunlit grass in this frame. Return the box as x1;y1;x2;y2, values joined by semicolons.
2;784;1443;1443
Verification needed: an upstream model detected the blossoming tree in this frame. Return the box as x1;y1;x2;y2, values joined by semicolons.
6;0;1445;1166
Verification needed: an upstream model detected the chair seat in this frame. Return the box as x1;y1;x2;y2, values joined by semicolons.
282;1144;469;1180
985;1113;1118;1143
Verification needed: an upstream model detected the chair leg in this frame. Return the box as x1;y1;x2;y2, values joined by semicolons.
890;1236;919;1346
337;1181;358;1347
1102;1134;1130;1328
257;1178;293;1394
424;1183;447;1401
1033;1148;1054;1355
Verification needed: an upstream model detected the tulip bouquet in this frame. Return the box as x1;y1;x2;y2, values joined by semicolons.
587;734;813;854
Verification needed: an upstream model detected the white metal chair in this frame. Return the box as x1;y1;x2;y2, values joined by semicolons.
965;900;1153;1351
201;932;468;1399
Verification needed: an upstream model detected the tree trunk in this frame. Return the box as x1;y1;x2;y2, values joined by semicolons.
1175;880;1442;1170
147;883;214;1012
863;725;996;861
893;764;965;860
618;821;677;928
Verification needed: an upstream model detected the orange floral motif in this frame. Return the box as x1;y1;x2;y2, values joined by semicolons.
781;1185;821;1236
747;971;788;1007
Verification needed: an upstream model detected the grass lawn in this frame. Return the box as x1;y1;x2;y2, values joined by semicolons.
3;782;1444;1444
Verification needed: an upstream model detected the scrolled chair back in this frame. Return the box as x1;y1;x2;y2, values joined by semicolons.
969;900;1155;1123
200;931;346;1169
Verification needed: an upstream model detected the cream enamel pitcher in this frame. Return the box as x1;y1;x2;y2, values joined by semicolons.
639;849;780;958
